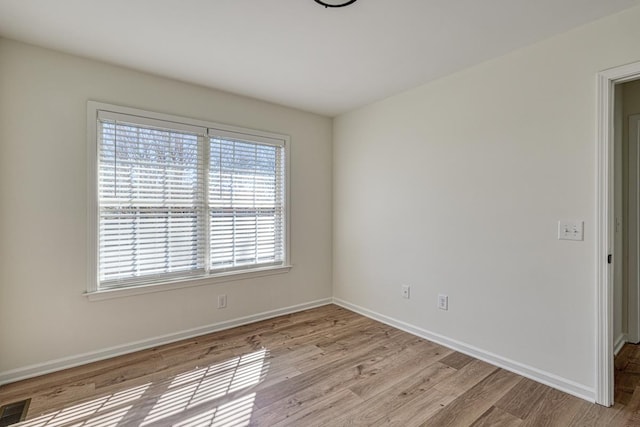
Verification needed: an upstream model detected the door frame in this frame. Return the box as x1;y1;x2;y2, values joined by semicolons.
596;61;640;406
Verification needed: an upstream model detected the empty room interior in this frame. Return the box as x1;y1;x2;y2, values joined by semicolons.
5;0;640;425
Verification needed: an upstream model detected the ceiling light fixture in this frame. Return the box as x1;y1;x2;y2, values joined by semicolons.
314;0;357;8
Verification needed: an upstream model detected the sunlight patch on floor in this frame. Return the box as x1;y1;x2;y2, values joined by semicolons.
15;348;269;427
18;384;149;427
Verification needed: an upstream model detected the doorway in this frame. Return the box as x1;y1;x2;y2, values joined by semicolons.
612;84;640;406
596;62;640;407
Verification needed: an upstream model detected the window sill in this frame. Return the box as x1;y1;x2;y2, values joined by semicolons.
84;265;292;301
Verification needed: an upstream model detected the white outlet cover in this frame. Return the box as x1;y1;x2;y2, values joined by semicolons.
401;285;410;299
438;294;448;310
218;295;227;308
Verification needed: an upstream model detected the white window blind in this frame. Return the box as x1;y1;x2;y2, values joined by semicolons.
208;135;285;271
93;105;288;292
98;117;206;288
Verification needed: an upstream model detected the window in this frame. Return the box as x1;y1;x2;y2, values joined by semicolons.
87;102;290;297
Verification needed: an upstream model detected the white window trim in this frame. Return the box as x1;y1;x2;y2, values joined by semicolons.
86;101;291;300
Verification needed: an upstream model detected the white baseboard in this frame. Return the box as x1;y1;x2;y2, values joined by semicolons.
0;298;332;386
614;333;628;356
333;297;595;403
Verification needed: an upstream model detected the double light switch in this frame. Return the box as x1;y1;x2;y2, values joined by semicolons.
558;220;584;241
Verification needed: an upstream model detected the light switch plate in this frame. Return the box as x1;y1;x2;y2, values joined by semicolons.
558;220;584;241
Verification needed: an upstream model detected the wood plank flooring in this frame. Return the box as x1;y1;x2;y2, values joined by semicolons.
615;342;640;406
0;304;635;426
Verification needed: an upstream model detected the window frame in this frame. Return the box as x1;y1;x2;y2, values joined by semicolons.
86;101;291;301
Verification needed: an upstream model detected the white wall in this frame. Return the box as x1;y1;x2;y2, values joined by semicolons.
0;38;333;376
333;5;640;397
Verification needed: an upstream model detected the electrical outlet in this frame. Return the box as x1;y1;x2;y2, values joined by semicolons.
401;285;410;299
218;294;227;309
438;294;448;310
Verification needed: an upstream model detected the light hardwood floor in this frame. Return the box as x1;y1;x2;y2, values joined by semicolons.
0;304;634;426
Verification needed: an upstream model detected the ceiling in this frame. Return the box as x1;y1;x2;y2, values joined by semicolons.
0;0;638;116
